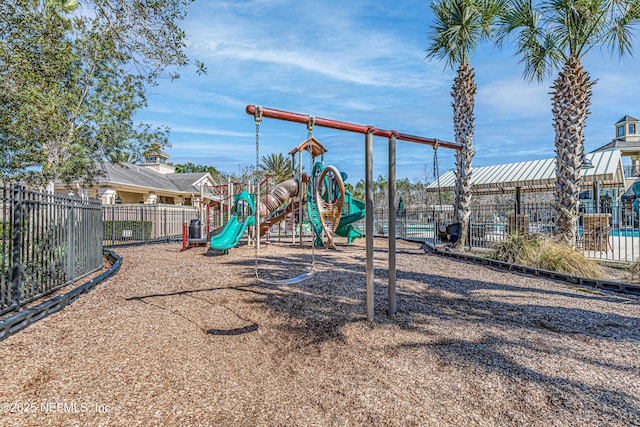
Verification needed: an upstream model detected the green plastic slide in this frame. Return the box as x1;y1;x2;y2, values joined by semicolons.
335;194;365;243
210;215;255;252
210;190;256;252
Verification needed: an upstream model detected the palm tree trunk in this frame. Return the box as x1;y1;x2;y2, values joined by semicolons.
551;56;593;247
452;63;476;249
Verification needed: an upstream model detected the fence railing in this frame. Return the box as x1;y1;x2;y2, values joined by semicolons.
371;200;640;263
103;203;200;246
1;184;103;316
623;165;640;178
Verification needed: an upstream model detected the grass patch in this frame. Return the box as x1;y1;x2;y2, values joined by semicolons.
627;259;640;283
490;234;603;279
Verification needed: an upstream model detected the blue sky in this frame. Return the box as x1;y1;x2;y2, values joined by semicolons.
137;0;640;184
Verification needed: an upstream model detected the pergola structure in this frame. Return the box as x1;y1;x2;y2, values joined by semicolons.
246;105;463;321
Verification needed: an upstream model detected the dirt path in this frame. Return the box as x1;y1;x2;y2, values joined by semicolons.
0;239;638;426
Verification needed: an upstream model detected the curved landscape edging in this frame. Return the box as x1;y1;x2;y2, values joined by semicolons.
418;240;640;296
0;248;123;343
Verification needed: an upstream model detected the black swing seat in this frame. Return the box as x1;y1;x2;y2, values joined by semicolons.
437;222;461;244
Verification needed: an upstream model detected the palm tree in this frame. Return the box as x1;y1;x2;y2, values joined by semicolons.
427;0;506;248
499;0;640;246
258;153;293;183
108;151;141;164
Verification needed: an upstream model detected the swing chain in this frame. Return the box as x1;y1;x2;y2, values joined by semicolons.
254;106;263;279
307;115;315;267
433;140;443;212
254;105;263;185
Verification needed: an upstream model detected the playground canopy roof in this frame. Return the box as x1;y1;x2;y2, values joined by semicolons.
427;149;625;195
288;137;327;158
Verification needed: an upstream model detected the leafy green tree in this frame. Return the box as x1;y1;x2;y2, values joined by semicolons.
344;183;359;201
0;0;202;185
427;0;506;248
345;180;365;202
397;178;413;206
40;0;79;13
258;153;294;183
374;175;388;209
170;162;220;180
499;0;640;246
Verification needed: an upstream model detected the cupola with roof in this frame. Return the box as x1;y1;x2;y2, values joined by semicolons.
140;143;175;174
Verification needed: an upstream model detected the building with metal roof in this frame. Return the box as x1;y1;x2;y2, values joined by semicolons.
427;115;640;198
427;150;625;196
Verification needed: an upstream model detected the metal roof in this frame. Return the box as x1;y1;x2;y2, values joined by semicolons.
427;150;625;195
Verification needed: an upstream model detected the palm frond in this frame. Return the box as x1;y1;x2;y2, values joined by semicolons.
427;0;489;67
604;0;640;56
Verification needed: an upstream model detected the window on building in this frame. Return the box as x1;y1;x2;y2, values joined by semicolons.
147;156;157;163
617;125;625;137
629;124;636;134
160;158;166;164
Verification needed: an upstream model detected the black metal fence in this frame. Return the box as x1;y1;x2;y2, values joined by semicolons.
102;204;200;246
372;200;640;263
1;184;103;315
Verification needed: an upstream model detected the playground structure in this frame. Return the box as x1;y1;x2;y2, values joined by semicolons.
247;105;463;320
201;133;366;256
257;161;365;249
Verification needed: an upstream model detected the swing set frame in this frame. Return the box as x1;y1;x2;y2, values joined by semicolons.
247;105;463;321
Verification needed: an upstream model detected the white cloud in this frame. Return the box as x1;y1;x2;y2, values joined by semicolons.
185;2;438;89
170;126;254;138
477;78;551;118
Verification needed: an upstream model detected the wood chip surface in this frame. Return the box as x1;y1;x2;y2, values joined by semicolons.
0;238;639;426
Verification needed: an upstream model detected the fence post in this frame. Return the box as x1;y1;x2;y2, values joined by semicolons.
468;215;473;250
10;184;23;312
111;204;115;244
67;195;75;286
164;207;168;242
141;207;145;243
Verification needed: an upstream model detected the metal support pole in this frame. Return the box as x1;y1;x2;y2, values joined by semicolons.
388;134;397;316
516;187;522;215
593;182;601;214
299;150;303;245
227;178;232;221
365;130;374;321
292;153;296;244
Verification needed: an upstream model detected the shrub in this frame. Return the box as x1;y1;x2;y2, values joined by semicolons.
535;239;603;278
491;234;603;278
628;259;640;283
102;220;152;241
490;233;540;265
